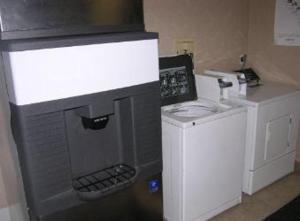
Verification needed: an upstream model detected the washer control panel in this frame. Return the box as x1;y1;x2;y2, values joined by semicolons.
160;66;190;99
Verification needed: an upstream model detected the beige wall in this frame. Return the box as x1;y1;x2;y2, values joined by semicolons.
0;168;8;209
144;0;249;74
0;55;25;210
247;0;300;162
0;53;9;209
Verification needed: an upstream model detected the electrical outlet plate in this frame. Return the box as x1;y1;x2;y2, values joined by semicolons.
175;39;195;55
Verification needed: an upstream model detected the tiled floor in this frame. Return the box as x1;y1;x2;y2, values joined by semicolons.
210;163;300;221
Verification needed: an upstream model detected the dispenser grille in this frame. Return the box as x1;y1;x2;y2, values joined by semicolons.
73;164;136;199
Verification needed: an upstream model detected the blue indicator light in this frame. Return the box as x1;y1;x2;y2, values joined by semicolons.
148;179;159;193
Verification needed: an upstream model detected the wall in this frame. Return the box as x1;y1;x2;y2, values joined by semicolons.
144;0;250;74
0;168;7;209
0;56;28;220
247;0;300;162
0;57;10;210
0;63;12;211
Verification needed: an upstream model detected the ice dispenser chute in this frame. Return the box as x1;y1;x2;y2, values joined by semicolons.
81;115;110;130
65;97;139;200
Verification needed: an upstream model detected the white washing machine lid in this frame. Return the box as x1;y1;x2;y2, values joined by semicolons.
161;99;246;128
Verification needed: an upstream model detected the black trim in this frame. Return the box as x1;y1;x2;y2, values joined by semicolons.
0;24;145;41
1;32;158;52
0;0;144;41
218;79;233;88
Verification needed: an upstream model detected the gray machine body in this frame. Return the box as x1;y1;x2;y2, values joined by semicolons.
10;82;162;220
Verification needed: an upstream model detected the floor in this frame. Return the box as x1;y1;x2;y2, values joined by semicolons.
210;162;300;221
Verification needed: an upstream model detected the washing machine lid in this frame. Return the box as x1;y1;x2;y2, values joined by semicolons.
161;100;246;129
163;101;218;118
159;54;197;106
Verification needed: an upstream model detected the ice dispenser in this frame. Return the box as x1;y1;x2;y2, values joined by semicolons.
3;32;162;220
66;96;156;201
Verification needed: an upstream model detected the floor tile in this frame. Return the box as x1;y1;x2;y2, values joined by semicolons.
210;162;300;221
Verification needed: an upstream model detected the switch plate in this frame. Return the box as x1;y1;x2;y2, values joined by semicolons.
175;39;195;55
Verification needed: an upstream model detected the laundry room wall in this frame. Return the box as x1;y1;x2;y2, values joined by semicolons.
0;58;28;219
0;56;10;212
247;0;300;162
144;0;250;74
0;168;7;209
0;125;21;213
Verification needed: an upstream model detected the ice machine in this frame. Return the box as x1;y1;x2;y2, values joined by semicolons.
0;1;163;221
1;32;163;221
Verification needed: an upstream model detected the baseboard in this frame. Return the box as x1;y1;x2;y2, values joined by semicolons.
296;161;300;172
0;203;28;221
195;196;242;221
244;152;295;195
0;207;11;221
9;203;28;221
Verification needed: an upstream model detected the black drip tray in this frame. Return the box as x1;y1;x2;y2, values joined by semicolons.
73;164;137;201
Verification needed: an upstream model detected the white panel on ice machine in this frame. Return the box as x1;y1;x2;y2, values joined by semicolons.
2;33;159;106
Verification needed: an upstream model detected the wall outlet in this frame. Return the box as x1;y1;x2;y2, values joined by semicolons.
175;39;195;55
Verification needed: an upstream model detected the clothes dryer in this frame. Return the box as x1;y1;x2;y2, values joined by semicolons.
202;70;300;195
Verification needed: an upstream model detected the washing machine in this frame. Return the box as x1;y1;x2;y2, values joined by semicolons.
160;55;247;221
202;70;300;195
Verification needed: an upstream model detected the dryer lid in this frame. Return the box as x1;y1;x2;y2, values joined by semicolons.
159;54;197;106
